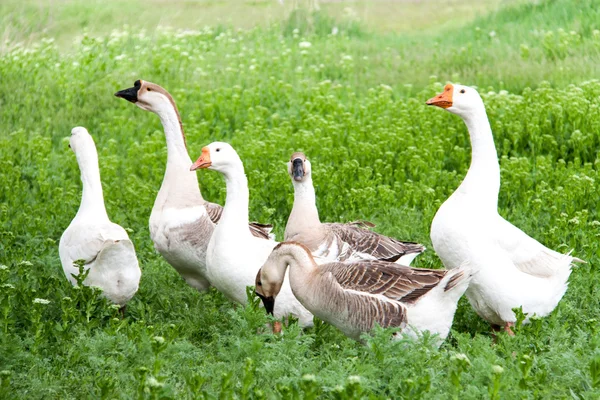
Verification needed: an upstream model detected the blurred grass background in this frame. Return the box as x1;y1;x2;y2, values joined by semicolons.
2;0;599;92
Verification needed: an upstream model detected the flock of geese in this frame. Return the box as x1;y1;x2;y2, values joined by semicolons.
59;80;582;344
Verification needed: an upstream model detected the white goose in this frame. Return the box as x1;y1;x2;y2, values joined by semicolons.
427;83;581;334
286;152;425;264
115;80;272;291
255;242;471;343
190;142;313;327
59;127;141;306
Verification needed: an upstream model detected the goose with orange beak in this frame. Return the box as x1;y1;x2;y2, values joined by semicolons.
426;83;582;335
190;142;314;328
115;80;273;293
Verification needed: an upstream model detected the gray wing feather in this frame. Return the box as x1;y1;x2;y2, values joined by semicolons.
327;222;425;262
326;260;447;304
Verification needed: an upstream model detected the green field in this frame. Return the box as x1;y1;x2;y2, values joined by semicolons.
1;0;600;398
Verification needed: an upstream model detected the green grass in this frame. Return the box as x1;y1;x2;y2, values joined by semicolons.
1;0;600;398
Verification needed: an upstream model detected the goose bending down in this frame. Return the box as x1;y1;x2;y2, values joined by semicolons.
255;242;471;343
427;83;582;334
190;142;313;327
115;80;272;292
285;152;425;264
59;127;141;306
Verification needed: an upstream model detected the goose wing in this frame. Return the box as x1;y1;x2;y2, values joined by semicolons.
205;201;274;240
493;215;579;278
327;222;425;263
60;223;128;276
325;260;447;304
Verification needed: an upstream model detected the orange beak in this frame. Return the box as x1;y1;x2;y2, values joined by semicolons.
190;147;212;171
426;83;454;109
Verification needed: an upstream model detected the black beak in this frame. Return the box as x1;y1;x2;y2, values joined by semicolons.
115;80;141;103
292;158;304;182
256;292;275;315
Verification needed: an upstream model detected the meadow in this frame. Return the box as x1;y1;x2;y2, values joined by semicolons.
1;0;600;398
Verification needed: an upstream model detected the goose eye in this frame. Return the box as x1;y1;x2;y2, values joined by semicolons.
216;148;221;152
257;281;262;287
147;87;152;91
460;89;466;94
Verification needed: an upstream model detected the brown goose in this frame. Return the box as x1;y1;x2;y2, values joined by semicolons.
115;80;272;292
255;242;471;343
285;152;425;264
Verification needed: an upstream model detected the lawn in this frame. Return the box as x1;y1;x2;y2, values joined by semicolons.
1;0;600;398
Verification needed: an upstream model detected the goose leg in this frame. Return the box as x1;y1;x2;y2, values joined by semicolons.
119;305;127;318
273;321;282;334
503;322;515;336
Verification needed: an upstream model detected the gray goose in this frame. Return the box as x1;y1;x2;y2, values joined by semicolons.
255;242;472;343
285;152;425;264
115;80;272;292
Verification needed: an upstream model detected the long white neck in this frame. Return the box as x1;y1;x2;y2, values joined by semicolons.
156;104;204;204
75;147;109;221
286;176;321;235
218;162;250;234
457;109;500;208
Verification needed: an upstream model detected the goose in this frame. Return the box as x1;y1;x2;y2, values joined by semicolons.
190;142;314;327
115;80;273;292
426;83;582;334
255;242;471;343
59;127;141;306
286;152;425;264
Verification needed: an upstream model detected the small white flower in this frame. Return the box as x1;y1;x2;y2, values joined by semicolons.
146;376;164;388
153;336;165;344
348;375;361;384
33;298;51;305
299;41;312;49
114;54;126;61
380;84;392;91
331;27;339;35
0;264;8;270
302;374;316;382
1;284;14;290
19;261;33;267
451;353;471;365
492;365;504;374
489;30;497;38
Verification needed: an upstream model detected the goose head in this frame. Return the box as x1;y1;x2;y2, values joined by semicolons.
287;152;312;183
115;79;177;114
69;126;95;155
189;142;242;174
254;262;285;315
426;83;485;118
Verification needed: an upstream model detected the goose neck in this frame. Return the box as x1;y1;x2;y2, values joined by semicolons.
219;164;250;231
156;106;192;166
460;110;500;203
276;244;318;290
155;105;204;204
75;149;109;220
290;176;320;225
